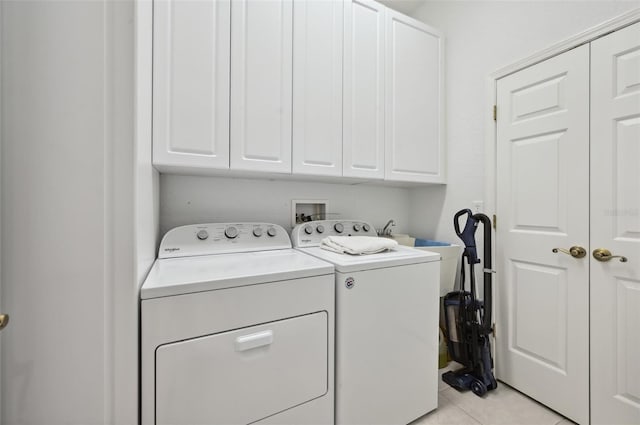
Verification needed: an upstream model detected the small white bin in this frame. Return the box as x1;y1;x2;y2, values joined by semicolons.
413;245;462;296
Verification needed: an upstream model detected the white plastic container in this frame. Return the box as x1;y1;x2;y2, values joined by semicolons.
413;245;462;296
390;234;462;296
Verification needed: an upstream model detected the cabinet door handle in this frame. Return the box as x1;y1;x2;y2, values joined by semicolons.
552;246;586;258
235;330;273;352
592;248;628;263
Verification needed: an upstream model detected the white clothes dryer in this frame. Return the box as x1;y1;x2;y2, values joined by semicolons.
141;223;335;425
291;220;441;425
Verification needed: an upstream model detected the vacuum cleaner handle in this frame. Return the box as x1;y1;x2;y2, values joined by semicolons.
472;213;493;333
454;209;479;263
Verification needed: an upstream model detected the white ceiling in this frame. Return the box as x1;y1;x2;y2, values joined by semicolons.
378;0;426;16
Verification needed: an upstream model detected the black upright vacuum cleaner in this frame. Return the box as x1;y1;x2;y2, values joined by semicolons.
442;209;497;397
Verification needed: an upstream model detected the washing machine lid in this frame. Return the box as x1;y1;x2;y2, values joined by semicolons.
141;249;334;299
298;245;440;273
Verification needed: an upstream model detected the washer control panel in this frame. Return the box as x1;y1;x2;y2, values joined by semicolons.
291;220;377;248
158;223;290;259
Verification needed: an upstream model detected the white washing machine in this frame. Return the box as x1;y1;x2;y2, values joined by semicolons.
291;220;440;425
141;223;335;425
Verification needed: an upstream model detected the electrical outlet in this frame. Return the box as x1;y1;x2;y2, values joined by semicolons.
472;200;484;213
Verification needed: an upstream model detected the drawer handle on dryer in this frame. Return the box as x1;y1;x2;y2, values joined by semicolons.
235;330;274;352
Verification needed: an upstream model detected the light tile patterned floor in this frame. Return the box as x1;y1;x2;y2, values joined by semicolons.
410;366;576;425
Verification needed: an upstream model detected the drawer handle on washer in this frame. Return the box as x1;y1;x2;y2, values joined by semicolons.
235;330;274;352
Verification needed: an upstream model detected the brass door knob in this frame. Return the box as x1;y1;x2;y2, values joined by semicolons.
552;246;587;258
592;248;628;263
0;314;9;331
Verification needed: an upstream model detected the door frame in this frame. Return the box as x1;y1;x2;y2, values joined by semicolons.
0;0;3;418
484;8;640;378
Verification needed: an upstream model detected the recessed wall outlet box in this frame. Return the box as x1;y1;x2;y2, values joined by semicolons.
472;200;484;213
292;200;328;228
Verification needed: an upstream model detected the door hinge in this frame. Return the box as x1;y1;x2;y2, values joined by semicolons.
492;214;497;229
492;323;496;338
493;105;497;121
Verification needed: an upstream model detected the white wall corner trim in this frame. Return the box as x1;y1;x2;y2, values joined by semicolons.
132;0;160;422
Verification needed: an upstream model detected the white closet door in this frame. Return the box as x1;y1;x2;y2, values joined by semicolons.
590;22;640;425
153;0;230;171
384;9;444;183
342;0;385;179
230;0;292;174
496;45;589;424
292;0;343;177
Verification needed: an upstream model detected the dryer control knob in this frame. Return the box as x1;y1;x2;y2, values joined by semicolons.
334;223;344;233
362;223;371;232
196;230;209;240
304;225;313;235
267;227;277;237
316;225;325;233
353;223;361;232
225;226;239;239
253;227;263;237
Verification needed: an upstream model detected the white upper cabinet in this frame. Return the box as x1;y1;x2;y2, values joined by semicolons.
343;0;386;179
292;0;344;177
153;0;231;172
230;0;293;174
384;9;444;183
152;0;445;184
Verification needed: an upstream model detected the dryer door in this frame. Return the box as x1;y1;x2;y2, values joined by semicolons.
155;312;328;425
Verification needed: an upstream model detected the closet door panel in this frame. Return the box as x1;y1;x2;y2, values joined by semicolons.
230;0;292;173
343;0;385;179
292;0;343;176
590;21;640;425
496;45;590;425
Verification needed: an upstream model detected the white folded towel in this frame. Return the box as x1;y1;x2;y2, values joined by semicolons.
321;236;398;255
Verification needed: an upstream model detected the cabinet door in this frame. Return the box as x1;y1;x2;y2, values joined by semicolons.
343;0;385;179
230;0;292;174
590;22;640;425
292;0;343;177
153;0;230;171
384;10;444;183
496;45;590;424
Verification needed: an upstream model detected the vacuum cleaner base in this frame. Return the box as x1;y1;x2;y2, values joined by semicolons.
442;369;498;397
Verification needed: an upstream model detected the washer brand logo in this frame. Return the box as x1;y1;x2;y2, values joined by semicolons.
345;277;355;289
164;247;180;252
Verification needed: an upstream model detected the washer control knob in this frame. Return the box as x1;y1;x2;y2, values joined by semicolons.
253;227;263;237
267;227;277;237
304;225;313;235
316;224;325;234
334;223;344;233
353;223;361;232
196;230;209;240
362;223;371;232
225;226;239;239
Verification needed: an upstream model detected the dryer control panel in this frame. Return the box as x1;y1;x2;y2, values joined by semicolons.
291;220;377;248
159;223;291;259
